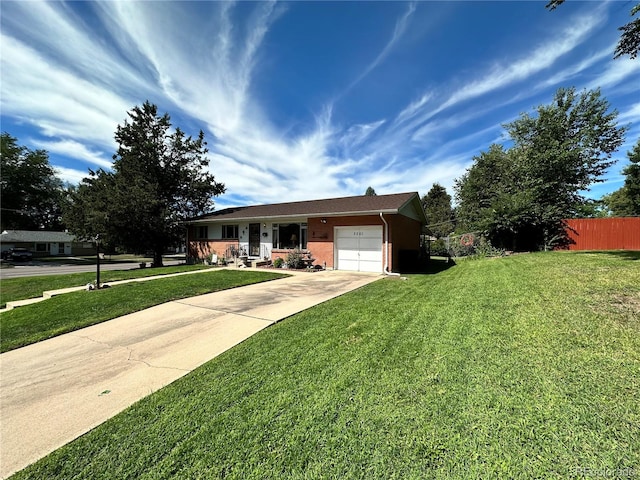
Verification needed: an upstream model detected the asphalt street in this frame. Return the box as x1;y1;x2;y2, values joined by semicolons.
0;260;183;279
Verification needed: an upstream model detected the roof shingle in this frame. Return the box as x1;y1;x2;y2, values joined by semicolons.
190;192;421;222
0;230;76;243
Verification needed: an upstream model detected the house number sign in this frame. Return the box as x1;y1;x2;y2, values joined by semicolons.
353;231;364;236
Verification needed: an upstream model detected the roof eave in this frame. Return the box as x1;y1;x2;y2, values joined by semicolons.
187;208;402;224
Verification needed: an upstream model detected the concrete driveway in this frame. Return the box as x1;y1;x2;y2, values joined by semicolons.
0;269;380;478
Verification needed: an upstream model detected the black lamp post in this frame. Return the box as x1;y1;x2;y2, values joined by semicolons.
95;234;101;289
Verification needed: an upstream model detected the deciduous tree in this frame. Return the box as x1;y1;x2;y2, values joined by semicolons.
0;133;65;231
455;88;626;250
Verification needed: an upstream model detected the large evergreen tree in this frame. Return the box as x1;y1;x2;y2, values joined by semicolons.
421;183;455;238
64;102;225;266
0;133;65;231
455;88;626;250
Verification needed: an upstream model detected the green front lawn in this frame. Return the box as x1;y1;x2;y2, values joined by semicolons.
0;264;211;307
11;252;640;479
0;270;286;353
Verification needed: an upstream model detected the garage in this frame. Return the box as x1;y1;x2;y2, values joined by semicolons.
334;226;383;273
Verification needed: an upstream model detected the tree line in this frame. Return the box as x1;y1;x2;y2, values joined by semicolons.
1;102;225;266
422;88;638;251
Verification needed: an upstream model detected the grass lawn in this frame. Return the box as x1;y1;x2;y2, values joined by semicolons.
0;264;211;307
0;270;285;353
11;252;640;479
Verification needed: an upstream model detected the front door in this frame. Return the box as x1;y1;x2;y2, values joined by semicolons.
249;223;261;256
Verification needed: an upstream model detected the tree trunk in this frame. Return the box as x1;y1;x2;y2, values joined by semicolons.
153;250;163;268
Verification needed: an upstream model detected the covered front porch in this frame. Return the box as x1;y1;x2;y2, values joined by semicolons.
187;220;311;266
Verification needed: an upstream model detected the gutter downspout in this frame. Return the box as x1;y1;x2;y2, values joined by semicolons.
380;212;400;276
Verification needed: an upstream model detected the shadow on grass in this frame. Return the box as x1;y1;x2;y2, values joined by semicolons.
400;256;456;275
426;256;456;274
570;250;640;261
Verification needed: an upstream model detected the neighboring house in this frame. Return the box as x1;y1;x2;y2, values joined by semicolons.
0;230;95;257
187;192;428;273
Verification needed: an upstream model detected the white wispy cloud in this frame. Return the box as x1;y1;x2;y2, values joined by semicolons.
342;2;417;95
437;7;605;113
0;34;130;145
586;57;640;92
389;5;606;146
0;0;494;203
339;120;387;150
618;102;640;125
541;46;612;87
0;0;634;208
54;166;92;185
0;1;154;94
395;92;433;125
30;139;113;170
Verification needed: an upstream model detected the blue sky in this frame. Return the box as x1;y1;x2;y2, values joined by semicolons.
1;1;639;210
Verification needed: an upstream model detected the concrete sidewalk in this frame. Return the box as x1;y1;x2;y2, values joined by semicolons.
0;269;380;478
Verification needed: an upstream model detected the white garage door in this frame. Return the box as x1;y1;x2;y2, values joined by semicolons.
335;226;383;273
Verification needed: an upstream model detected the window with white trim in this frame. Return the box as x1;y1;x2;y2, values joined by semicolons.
222;225;238;239
272;223;307;249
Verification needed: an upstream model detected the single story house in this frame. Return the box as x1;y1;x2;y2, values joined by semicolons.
186;192;428;273
0;230;95;257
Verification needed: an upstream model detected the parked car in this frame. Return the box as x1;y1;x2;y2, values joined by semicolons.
1;248;33;261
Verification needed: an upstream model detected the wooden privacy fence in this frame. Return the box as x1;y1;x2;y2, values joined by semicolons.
564;218;640;250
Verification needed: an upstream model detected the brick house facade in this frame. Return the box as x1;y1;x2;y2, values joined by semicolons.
186;192;427;273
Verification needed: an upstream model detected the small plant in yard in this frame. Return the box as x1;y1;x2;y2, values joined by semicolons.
285;248;305;269
273;257;284;268
443;233;504;259
448;232;477;257
430;238;449;257
473;236;506;258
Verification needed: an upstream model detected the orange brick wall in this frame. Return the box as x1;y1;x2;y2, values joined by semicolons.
307;215;386;269
306;214;422;271
187;225;239;260
388;214;422;270
188;239;232;260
